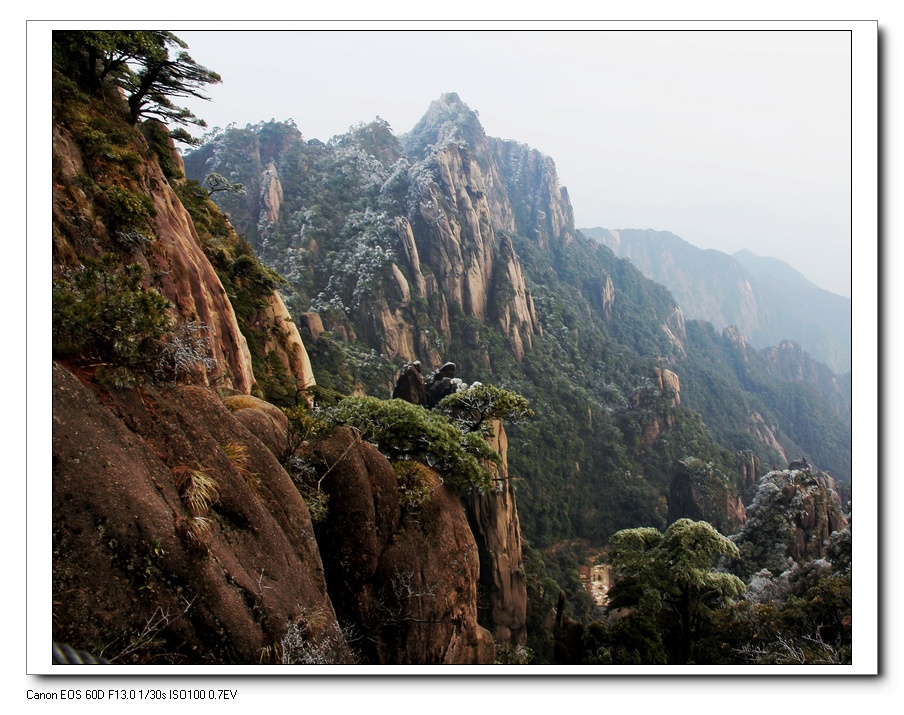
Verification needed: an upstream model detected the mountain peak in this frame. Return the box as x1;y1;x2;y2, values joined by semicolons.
401;92;486;158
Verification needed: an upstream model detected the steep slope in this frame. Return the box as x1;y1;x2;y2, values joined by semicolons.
53;363;344;664
584;227;851;373
51;45;497;664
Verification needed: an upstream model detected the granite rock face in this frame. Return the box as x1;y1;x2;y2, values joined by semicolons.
53;356;496;664
52;362;343;664
391;365;528;648
302;428;495;664
185;93;568;369
53;123;255;393
653;367;681;408
464;420;528;645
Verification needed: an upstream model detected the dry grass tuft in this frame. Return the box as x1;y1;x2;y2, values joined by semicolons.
173;464;220;516
176;515;213;552
223;440;262;494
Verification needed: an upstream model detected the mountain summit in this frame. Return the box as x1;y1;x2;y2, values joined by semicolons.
402;92;487;158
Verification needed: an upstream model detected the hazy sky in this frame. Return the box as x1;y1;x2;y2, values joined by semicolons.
172;28;853;298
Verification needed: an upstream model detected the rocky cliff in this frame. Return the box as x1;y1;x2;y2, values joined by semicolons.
53;122;254;394
390;366;529;647
733;465;849;577
51;65;498;664
464;421;528;646
298;428;494;664
52;362;343;664
184;94;565;369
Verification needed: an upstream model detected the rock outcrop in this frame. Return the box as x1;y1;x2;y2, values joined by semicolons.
424;361;459;407
780;469;848;563
53;123;256;394
630;368;683;448
390;364;528;648
491;137;575;252
52;362;343;664
653;367;681;408
748;410;789;465
302;428;494;664
391;361;427;405
734;466;849;576
464;420;528;645
250;290;316;396
407;137;538;361
259;161;283;228
736;450;761;504
663;306;687;354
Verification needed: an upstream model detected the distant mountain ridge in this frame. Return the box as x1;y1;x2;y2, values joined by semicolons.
582;227;851;373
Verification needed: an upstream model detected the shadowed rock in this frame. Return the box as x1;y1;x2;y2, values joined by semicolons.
425;361;458;407
391;361;426;405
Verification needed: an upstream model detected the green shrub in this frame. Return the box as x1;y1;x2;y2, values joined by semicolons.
437;383;534;435
230;251;284;293
141;119;184;181
280;406;331;523
252;350;299;408
325;396;497;492
307;384;346;408
290;462;330;525
103;185;157;235
392;460;434;509
281;404;331;464
52;254;173;385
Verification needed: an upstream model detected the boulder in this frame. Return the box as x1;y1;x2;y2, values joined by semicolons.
52;362;343;664
391;362;427;405
425;362;458;407
302;428;493;664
